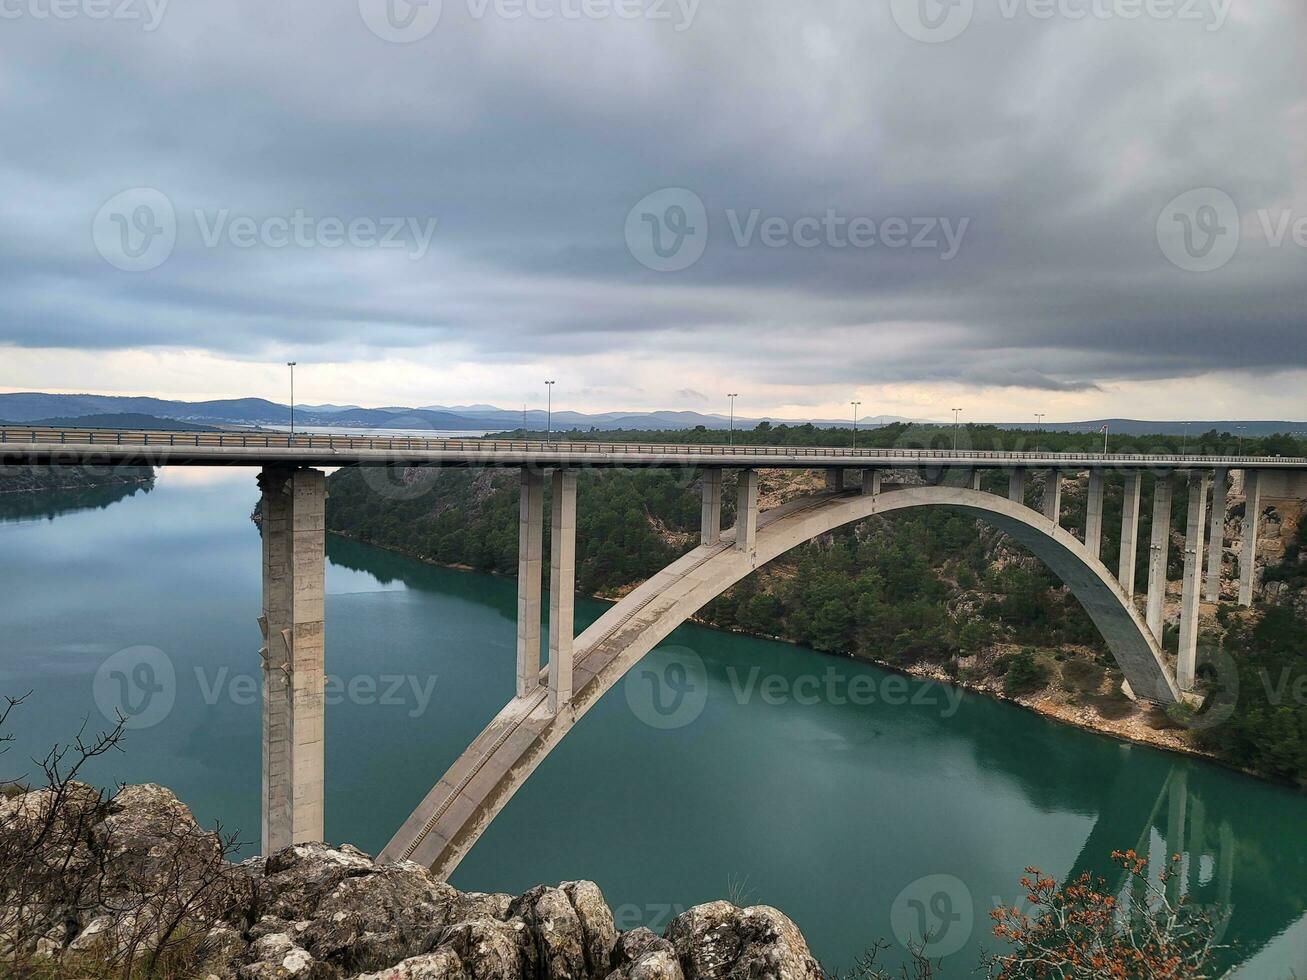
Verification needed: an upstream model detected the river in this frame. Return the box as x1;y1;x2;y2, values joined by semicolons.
1;467;1304;977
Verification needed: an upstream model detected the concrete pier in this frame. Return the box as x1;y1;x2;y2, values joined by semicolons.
1119;472;1142;596
1042;470;1062;525
1178;472;1210;691
1146;476;1174;642
516;468;545;697
1205;469;1228;602
548;469;578;713
1008;469;1026;504
1085;469;1104;558
736;469;759;554
862;470;881;495
970;471;982;491
825;469;845;492
258;466;326;855
700;468;722;546
1239;469;1262;607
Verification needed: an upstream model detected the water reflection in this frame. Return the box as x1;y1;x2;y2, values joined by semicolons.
0;467;154;524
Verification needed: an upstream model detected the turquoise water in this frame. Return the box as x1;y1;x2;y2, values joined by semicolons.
1;468;1304;977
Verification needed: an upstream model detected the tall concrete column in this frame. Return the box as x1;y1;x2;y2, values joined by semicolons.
1178;472;1210;691
862;470;881;495
1239;469;1262;607
1146;476;1174;642
1042;470;1062;524
825;469;845;491
516;468;545;698
700;469;722;546
1008;469;1026;505
970;471;982;491
258;467;326;855
735;469;759;554
1085;469;1105;558
1119;471;1142;596
1204;469;1228;602
547;469;578;714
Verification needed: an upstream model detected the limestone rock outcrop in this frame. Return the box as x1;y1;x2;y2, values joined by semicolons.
1;783;822;980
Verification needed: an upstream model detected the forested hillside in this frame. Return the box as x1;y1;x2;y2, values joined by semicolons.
325;424;1307;787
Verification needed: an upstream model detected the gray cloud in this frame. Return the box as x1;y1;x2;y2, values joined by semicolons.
0;0;1304;397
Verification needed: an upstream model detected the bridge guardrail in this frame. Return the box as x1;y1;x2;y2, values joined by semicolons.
1;425;1305;467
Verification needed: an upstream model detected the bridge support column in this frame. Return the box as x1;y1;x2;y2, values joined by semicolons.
700;469;722;546
1205;468;1228;602
970;470;982;491
1119;472;1142;597
1146;476;1174;642
861;470;881;495
258;467;326;856
825;469;845;491
1239;469;1262;607
735;469;759;554
1042;470;1062;525
1008;469;1026;505
1085;470;1104;558
548;470;578;713
516;468;545;697
1178;472;1210;691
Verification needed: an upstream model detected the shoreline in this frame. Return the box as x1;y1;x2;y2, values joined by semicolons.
326;528;1297;792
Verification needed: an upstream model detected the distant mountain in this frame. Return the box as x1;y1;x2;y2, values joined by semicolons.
0;393;1302;438
1;413;213;431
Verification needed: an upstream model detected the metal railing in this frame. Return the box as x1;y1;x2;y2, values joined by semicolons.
1;425;1304;466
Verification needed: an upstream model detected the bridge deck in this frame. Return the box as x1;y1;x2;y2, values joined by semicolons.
3;426;1305;470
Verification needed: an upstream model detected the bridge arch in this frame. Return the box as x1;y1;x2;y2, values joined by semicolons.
380;484;1178;879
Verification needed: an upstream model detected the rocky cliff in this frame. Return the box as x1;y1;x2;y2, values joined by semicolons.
0;782;822;980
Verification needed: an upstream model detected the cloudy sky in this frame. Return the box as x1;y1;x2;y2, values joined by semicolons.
1;0;1304;422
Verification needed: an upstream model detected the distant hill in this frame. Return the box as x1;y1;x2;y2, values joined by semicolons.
0;393;1302;438
1;413;213;431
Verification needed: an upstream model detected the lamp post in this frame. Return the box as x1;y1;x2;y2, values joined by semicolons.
545;381;555;442
287;362;296;442
851;400;862;451
728;394;738;446
1181;421;1190;455
952;408;962;451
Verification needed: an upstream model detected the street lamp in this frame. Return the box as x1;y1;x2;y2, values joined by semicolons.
1181;421;1190;455
287;362;296;442
952;408;962;451
1034;412;1045;430
851;401;862;451
727;394;738;446
545;381;555;442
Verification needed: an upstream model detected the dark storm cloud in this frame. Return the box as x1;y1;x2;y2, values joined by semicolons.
0;0;1303;390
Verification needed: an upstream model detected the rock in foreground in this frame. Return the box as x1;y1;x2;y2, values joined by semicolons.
0;783;821;980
